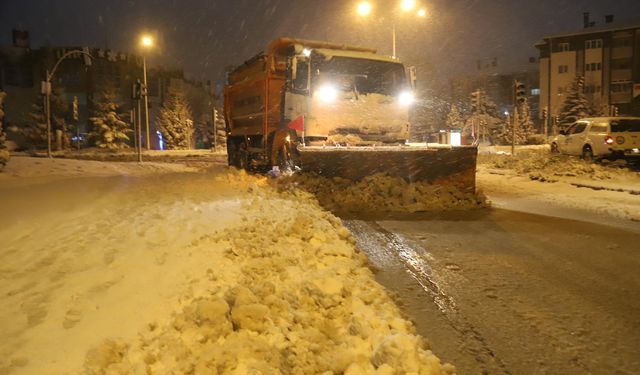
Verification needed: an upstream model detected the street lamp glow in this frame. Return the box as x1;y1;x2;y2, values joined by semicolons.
357;1;372;16
141;35;154;48
401;0;416;12
417;8;427;17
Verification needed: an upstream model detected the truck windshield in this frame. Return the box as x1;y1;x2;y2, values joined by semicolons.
314;57;407;96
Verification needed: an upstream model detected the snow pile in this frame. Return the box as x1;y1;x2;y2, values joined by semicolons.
83;182;454;374
480;150;639;184
279;173;487;214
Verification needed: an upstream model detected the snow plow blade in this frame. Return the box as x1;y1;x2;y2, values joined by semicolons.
297;146;478;193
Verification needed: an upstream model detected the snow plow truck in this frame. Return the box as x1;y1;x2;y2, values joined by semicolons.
224;38;477;192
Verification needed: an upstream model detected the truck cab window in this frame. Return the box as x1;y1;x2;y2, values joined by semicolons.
293;60;310;92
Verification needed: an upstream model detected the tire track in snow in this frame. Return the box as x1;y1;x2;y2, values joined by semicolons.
345;220;512;375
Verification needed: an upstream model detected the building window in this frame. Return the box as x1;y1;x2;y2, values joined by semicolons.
586;62;602;71
558;65;569;74
610;82;632;93
557;43;570;52
612;37;632;48
612;58;631;70
531;88;540;96
584;85;601;94
585;39;603;49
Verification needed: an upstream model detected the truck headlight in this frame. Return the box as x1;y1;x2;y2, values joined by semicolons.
398;91;415;106
315;84;338;103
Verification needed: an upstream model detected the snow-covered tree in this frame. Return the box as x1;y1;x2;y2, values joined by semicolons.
464;91;505;143
518;99;537;141
89;84;131;149
157;85;194;150
498;110;527;145
0;90;9;168
445;104;464;130
558;76;590;126
21;89;69;149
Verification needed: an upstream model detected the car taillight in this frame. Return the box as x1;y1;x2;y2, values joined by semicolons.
604;136;614;145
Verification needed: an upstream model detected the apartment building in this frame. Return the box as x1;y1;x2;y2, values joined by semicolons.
536;16;640;120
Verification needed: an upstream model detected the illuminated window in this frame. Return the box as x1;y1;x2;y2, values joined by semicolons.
585;39;603;49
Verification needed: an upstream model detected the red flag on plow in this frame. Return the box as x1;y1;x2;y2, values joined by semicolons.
287;115;304;132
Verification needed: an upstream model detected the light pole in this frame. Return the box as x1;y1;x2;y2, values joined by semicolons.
43;49;93;158
357;0;427;59
140;35;154;150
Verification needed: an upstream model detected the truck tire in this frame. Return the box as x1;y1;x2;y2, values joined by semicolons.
270;130;299;171
227;137;249;169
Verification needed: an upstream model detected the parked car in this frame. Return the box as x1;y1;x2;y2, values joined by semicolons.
550;117;640;161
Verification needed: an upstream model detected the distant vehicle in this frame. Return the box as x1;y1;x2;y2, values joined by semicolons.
550;117;640;161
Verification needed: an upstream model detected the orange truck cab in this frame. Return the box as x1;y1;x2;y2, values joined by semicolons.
224;38;416;170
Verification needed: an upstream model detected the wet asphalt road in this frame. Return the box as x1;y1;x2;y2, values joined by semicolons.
345;209;640;375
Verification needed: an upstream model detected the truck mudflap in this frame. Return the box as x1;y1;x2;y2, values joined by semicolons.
297;146;478;193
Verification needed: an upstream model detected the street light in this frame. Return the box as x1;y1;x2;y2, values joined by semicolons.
401;0;416;12
356;0;426;59
140;34;154;150
43;49;93;158
357;1;372;16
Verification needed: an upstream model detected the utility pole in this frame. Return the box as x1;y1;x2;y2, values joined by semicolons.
513;80;526;156
212;107;217;151
142;55;151;150
542;106;549;139
72;96;80;151
43;73;52;158
132;79;143;163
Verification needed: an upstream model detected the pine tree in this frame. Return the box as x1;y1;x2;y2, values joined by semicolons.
89;84;131;149
0;90;9;168
518;99;536;142
21;89;69;149
464;91;505;143
445;104;464;130
157;85;194;150
558;76;590;126
498;110;527;145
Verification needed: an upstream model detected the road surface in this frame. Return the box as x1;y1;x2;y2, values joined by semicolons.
346;209;640;375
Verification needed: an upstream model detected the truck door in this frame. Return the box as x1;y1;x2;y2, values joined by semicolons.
283;56;311;135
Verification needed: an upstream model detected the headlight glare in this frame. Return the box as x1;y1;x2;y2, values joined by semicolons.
316;84;338;103
398;91;415;106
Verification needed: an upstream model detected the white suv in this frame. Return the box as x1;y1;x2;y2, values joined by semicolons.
551;117;640;161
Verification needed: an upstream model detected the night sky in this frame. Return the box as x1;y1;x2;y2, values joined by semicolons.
1;0;640;85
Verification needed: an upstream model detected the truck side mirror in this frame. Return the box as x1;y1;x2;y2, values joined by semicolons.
408;66;417;90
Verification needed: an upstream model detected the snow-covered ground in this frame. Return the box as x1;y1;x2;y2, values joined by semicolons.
478;150;640;223
0;156;199;188
0;157;453;374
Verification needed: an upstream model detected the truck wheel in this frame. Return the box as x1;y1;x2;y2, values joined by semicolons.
276;142;297;172
238;148;250;170
270;130;298;172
